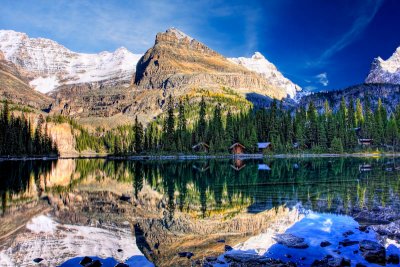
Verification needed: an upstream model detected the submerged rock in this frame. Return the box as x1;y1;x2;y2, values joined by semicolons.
80;256;92;266
339;239;359;247
359;240;386;264
225;245;233;252
114;263;129;267
320;241;332;247
224;253;296;266
311;256;350;267
342;230;354;237
387;254;400;264
274;233;309;249
33;258;44;263
205;256;217;262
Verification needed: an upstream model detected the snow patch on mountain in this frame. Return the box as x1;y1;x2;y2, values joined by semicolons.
366;46;400;84
29;76;59;94
228;52;301;98
0;30;142;93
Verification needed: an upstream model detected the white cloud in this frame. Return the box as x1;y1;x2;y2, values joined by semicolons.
316;72;329;86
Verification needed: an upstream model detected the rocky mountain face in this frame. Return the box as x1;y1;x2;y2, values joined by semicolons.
0;28;298;129
0;51;51;109
366;46;400;84
134;28;287;100
228;52;301;98
0;30;142;93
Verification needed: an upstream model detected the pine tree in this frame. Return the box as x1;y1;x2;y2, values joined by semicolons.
177;100;187;151
165;95;175;151
197;96;207;142
133;116;144;153
355;98;364;127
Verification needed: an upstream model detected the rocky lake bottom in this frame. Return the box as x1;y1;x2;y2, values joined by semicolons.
0;157;399;266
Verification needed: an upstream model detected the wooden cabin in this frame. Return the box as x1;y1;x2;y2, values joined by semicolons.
358;139;373;146
257;142;272;152
192;142;210;153
230;143;245;154
231;158;246;171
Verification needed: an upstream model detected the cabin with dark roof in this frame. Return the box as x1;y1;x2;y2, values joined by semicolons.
229;143;245;154
192;142;210;153
358;139;373;146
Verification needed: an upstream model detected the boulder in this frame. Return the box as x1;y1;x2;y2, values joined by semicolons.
225;245;233;252
33;258;44;263
320;241;332;247
359;240;386;265
274;233;309;249
311;256;350;267
339;239;359;247
79;256;92;266
387;254;400;264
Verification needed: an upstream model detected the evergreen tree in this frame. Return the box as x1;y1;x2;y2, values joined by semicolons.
164;95;176;151
133;116;144;153
197;96;207;142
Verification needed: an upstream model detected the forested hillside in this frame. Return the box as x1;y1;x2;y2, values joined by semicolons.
0;101;58;156
73;95;400;155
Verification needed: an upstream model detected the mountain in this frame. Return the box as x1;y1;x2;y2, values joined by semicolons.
228;52;301;98
0;28;297;129
0;30;142;93
134;28;287;100
366;46;400;84
299;83;400;113
0;50;51;109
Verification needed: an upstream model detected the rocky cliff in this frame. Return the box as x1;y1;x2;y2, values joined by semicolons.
366;46;400;84
134;28;287;100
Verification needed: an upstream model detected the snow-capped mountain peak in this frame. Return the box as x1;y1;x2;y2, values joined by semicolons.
0;29;142;93
365;45;400;84
228;52;301;98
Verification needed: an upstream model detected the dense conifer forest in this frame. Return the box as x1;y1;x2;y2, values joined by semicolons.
0;101;58;156
74;95;400;155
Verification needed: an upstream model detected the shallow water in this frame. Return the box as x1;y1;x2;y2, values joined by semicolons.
0;157;399;266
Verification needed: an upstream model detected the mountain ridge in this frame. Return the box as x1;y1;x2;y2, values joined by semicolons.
0;30;142;93
366;46;400;84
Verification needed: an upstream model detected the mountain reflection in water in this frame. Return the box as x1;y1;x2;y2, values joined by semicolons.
0;157;399;266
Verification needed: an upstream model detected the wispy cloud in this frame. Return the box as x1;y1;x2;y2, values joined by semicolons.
316;72;329;86
310;0;384;66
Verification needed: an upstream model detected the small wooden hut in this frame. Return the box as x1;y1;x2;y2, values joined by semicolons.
257;142;272;153
192;142;210;153
358;139;373;146
230;143;245;154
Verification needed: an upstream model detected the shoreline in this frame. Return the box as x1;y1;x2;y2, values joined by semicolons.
1;152;400;161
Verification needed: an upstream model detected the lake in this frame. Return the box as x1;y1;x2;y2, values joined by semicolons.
0;157;400;266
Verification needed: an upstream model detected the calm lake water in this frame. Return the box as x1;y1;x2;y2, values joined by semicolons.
0;157;400;266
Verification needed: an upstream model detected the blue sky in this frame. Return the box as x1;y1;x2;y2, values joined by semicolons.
0;0;399;91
